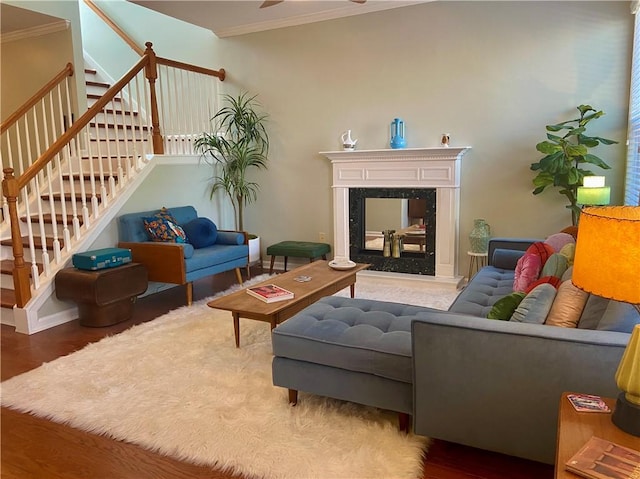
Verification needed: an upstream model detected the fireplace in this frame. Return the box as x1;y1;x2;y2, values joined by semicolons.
349;187;437;275
320;147;471;282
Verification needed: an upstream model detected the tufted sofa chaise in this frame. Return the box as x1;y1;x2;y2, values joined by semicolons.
271;238;639;465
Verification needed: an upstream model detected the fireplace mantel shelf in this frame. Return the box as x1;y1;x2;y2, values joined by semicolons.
321;146;472;282
320;147;471;161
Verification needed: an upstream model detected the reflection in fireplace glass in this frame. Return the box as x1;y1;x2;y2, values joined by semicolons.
350;188;436;275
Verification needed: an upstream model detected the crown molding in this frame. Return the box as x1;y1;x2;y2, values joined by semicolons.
1;20;69;44
215;1;426;38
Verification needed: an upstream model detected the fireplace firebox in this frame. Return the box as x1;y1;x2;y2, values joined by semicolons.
349;188;436;275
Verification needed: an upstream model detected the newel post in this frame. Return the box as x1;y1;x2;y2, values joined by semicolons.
144;42;164;154
2;168;31;307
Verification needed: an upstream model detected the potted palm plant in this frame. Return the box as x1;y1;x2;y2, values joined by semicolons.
530;104;618;226
194;92;269;264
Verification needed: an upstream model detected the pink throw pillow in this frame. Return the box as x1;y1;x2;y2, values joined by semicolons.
513;253;542;292
544;232;576;253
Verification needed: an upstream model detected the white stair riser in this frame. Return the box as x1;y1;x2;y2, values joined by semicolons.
87;127;149;141
93;112;139;126
88;141;149;157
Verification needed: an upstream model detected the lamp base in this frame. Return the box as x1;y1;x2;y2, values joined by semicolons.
611;392;640;437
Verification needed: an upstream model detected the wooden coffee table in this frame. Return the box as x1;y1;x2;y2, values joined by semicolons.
207;260;370;347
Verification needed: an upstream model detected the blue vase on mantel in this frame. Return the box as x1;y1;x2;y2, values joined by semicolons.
390;118;406;149
469;219;491;254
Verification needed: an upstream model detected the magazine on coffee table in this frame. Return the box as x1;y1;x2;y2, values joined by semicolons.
246;284;294;303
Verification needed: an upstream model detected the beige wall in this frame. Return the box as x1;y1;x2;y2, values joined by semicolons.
13;1;630;278
3;1;87;113
0;28;74;120
216;1;631;274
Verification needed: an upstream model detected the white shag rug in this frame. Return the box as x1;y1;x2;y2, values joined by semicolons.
1;273;459;479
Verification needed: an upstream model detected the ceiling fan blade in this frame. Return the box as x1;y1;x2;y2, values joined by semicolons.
260;1;284;8
350;0;367;3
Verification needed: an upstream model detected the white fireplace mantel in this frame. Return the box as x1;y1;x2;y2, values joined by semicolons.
320;147;471;281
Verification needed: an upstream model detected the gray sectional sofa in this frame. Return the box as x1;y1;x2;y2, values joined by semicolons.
271;238;639;465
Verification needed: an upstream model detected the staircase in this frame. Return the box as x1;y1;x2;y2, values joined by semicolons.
1;41;224;334
0;64;153;331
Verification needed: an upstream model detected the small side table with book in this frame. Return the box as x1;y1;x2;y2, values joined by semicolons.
556;392;640;479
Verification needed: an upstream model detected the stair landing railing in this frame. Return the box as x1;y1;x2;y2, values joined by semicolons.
1;42;225;308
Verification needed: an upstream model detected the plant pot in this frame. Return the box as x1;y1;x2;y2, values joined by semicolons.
248;235;261;264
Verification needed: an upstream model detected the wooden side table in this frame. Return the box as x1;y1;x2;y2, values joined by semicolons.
555;392;640;478
55;263;148;327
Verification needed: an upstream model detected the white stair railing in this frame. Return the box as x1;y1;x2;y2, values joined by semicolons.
1;45;224;310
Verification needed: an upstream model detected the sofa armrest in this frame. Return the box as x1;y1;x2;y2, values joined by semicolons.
118;241;186;284
488;237;540;268
217;230;249;245
411;312;627;464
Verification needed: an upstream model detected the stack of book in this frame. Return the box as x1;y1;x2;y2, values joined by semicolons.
246;284;294;303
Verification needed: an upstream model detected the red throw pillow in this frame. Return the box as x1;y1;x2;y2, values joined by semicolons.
524;275;562;294
525;242;555;267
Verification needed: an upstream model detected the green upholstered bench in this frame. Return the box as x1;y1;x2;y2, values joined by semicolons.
266;241;331;274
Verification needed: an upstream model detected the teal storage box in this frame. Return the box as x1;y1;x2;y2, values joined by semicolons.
72;247;132;271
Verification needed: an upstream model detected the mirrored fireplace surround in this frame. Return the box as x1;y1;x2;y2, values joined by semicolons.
320;147;471;282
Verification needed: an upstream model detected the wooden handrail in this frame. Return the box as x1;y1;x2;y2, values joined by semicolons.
0;63;74;134
83;0;144;56
157;57;225;81
16;54;150;190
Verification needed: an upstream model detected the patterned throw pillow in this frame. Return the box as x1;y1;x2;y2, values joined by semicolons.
142;208;187;243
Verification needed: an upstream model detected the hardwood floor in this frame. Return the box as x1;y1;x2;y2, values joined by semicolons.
1;269;554;479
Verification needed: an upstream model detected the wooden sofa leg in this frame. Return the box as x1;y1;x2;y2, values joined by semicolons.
288;389;298;405
399;412;410;433
186;282;193;306
235;267;243;285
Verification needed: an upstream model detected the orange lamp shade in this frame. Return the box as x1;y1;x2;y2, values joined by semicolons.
572;206;640;304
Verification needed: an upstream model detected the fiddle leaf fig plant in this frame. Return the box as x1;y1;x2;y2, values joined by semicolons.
194;92;269;232
530;104;618;226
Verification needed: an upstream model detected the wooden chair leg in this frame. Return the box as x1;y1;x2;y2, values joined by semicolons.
186;282;193;306
234;267;243;284
288;389;298;405
283;256;288;272
269;256;276;275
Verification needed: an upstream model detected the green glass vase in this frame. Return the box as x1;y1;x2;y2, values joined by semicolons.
469;219;491;254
